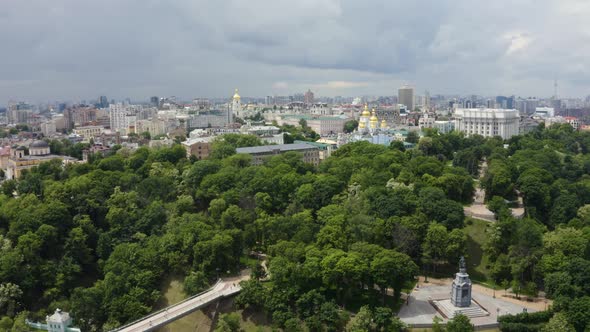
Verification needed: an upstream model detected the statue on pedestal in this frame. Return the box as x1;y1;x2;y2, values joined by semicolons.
451;256;472;307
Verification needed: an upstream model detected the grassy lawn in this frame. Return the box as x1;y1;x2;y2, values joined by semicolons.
464;218;493;284
155;275;212;332
235;308;274;332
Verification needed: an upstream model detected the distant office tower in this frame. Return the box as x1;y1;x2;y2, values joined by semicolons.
453;108;520;139
496;96;515;109
486;99;495;108
516;98;538;115
304;89;315;104
265;96;274;105
424;91;431;111
398;85;415;111
150;96;160;108
98;96;109;109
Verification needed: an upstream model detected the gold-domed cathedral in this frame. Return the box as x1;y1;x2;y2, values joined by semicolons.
358;104;386;134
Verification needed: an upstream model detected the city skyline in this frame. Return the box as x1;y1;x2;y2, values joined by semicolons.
2;0;590;102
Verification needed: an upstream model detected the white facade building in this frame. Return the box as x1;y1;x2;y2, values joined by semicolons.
434;120;455;134
73;126;105;140
41;120;57;137
533;107;555;118
109;103;136;133
453;108;520;139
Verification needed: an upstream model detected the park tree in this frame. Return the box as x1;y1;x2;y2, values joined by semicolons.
0;283;22;317
406;131;420;144
183;271;209;295
446;313;474;332
542;313;575;332
344;120;359;133
371;249;418;301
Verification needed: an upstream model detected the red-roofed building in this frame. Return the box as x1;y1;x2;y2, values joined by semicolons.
564;116;581;130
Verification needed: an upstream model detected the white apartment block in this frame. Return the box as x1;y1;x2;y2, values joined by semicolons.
433;120;455;134
453;108;520;139
41;120;57;136
135;119;168;137
109;103;136;133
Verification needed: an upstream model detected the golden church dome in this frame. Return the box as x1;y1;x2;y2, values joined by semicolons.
361;104;370;117
370;109;379;122
359;121;366;129
380;119;388;129
233;88;241;100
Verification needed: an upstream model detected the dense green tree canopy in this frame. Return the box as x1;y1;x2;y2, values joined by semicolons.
0;125;589;330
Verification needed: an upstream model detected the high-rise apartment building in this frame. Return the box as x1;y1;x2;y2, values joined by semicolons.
398;85;415;111
109;103;136;133
64;106;97;130
304;89;315;104
7;102;33;124
453;108;520;139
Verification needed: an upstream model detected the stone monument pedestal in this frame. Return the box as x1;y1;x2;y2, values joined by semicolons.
432;299;489;318
451;257;472;307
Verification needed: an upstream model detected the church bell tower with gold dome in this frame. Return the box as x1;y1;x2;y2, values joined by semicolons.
359;104;371;133
369;109;379;133
231;88;242;119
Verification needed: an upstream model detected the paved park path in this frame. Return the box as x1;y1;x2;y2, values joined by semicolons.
463;161;525;222
416;277;551;311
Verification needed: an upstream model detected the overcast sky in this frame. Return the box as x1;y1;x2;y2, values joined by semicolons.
1;0;590;103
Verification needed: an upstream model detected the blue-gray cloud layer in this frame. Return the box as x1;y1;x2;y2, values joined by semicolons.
1;0;589;102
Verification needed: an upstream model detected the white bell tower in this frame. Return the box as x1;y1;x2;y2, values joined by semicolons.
232;89;242;119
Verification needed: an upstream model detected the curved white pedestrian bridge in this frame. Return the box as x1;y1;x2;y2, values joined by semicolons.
110;276;247;332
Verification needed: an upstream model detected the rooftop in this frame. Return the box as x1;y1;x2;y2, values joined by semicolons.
17;154;77;161
48;309;70;324
236;143;317;154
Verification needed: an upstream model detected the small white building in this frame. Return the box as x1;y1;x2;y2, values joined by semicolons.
26;308;81;332
533;107;555;118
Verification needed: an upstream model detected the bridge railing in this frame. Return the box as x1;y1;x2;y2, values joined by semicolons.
109;278;222;332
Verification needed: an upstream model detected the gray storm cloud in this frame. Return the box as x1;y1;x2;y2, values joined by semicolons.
0;0;589;102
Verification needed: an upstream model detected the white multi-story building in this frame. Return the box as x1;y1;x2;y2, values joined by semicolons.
418;113;435;129
40;120;57;136
135;118;168;137
533;107;555;118
434;120;455;134
453;108;520;139
277;114;350;136
109;103;136;133
73;126;105;140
